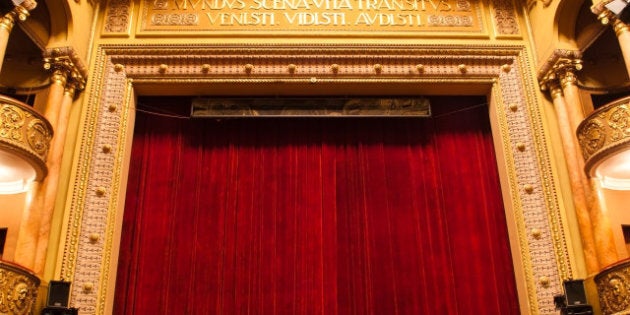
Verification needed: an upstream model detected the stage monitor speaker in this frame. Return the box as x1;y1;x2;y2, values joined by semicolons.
47;281;71;307
564;279;587;306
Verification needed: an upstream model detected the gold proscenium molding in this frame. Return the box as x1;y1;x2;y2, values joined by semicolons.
0;95;53;191
577;96;630;189
0;260;41;315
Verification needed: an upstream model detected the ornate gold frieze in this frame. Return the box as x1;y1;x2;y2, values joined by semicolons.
595;259;630;315
0;95;53;180
577;96;630;174
490;0;521;37
136;0;485;36
0;261;40;315
103;0;134;35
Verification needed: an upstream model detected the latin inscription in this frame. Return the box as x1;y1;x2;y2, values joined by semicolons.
141;0;480;32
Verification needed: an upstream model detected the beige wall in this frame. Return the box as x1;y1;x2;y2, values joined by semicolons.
602;188;630;261
1;191;33;261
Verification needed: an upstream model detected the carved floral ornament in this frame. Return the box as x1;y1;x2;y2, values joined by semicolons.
595;260;630;315
0;95;53;180
0;261;40;315
43;47;88;92
538;57;583;91
577;96;630;175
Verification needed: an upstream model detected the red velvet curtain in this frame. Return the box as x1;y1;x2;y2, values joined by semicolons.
114;96;520;314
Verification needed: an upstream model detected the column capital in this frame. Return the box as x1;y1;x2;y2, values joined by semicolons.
0;4;32;33
613;18;630;36
538;56;583;92
591;0;629;30
43;47;88;96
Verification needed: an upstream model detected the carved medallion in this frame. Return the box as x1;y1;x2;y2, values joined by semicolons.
595;261;630;315
0;262;40;315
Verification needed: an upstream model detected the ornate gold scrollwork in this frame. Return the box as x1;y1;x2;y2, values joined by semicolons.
595;259;630;315
0;95;53;179
577;97;630;174
538;58;583;92
0;2;34;32
0;261;40;315
43;47;88;94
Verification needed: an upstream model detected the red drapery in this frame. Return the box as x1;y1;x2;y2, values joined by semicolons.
114;96;520;314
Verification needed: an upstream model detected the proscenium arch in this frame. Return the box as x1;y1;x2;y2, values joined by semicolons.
58;44;574;315
43;0;70;47
553;0;587;49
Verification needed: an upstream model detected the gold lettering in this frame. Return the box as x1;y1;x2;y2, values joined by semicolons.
144;0;476;31
355;12;377;25
206;12;276;25
337;0;352;9
283;12;346;25
418;0;451;11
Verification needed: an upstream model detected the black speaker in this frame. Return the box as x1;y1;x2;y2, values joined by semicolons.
47;281;71;307
564;279;587;306
41;306;78;315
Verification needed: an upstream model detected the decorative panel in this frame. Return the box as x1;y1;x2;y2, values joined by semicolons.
136;0;488;36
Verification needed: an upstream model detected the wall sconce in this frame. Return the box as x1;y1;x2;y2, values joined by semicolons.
577;96;630;190
0;95;52;194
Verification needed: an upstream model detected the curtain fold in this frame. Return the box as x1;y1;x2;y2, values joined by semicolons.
115;97;519;314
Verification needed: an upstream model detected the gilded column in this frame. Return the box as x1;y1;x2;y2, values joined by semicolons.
593;4;630;75
540;75;600;274
33;79;81;274
13;48;86;274
558;60;620;269
13;68;67;270
540;55;621;272
0;0;36;72
612;19;630;75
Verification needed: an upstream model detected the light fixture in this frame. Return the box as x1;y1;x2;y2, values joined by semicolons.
0;95;53;194
605;0;630;15
577;96;630;190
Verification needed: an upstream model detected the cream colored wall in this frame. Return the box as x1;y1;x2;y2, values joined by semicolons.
45;0;96;61
602;188;630;260
526;0;582;65
1;191;33;261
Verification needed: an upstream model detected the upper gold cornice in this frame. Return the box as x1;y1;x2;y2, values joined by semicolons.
43;47;88;93
104;44;520;84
